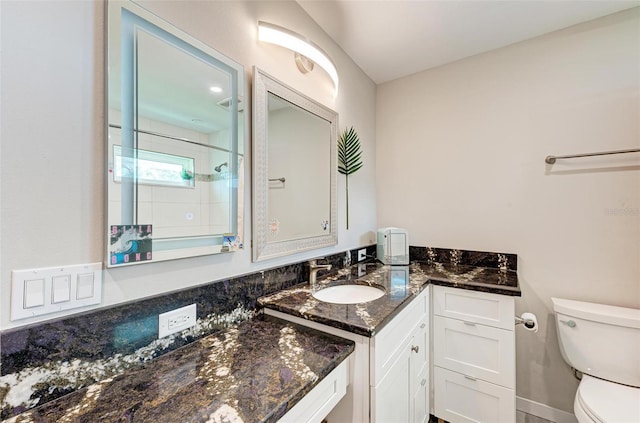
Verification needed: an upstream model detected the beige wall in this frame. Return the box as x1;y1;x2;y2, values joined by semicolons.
376;8;640;412
0;0;377;330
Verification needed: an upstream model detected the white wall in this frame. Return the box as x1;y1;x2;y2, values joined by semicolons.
0;0;377;330
268;106;331;242
376;8;640;412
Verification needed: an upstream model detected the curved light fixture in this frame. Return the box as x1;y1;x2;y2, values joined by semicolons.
258;21;339;96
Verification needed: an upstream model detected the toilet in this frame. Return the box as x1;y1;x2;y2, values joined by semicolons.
552;297;640;423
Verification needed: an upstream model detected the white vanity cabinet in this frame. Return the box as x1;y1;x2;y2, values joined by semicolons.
432;285;516;423
371;287;430;423
264;286;430;423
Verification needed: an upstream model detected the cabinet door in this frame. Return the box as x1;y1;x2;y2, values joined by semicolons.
433;315;514;388
432;286;514;330
411;319;429;377
372;289;427;386
411;318;429;423
413;365;429;423
434;367;515;423
372;341;411;423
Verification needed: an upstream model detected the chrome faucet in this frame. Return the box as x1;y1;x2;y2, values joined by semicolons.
309;259;332;287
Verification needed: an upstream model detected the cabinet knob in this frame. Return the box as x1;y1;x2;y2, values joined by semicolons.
421;378;427;386
463;321;476;326
420;323;426;329
411;345;419;353
464;375;477;381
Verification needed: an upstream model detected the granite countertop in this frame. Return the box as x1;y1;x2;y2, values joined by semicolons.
258;261;520;337
413;261;521;296
4;315;354;423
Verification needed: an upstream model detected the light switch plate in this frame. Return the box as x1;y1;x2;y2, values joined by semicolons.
52;275;71;303
11;263;102;321
24;279;45;308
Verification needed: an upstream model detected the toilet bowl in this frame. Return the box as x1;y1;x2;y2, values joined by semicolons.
574;374;640;423
552;298;640;423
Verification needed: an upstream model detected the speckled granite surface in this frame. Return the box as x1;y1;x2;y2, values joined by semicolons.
2;314;354;423
409;246;518;271
259;259;520;337
0;248;369;420
410;246;520;296
259;263;424;336
414;261;520;296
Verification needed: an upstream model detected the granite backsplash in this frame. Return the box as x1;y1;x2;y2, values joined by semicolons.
409;246;518;271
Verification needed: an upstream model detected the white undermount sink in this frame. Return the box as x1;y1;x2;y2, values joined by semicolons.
312;284;385;304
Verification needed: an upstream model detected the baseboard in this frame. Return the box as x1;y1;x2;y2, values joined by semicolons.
517;396;578;423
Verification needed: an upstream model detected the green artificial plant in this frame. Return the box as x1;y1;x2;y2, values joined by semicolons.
338;126;363;229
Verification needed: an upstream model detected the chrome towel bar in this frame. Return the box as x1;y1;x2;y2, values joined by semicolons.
545;148;640;164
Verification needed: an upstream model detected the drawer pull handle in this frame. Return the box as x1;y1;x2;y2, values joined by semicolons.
463;321;476;326
560;319;576;328
420;323;426;329
464;375;477;381
411;345;420;353
421;378;427;386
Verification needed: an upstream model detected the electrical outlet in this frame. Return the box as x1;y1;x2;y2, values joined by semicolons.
357;248;367;262
358;264;367;277
159;304;197;338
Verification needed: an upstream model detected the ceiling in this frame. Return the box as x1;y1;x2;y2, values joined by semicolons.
298;0;640;84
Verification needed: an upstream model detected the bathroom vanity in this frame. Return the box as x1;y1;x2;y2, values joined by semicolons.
259;259;521;423
3;255;520;423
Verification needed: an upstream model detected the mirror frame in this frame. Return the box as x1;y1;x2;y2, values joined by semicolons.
106;1;246;266
252;67;338;262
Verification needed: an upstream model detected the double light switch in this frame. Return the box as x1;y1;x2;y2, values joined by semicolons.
11;263;102;321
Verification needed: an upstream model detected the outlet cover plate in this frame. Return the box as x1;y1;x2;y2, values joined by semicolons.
158;303;197;338
358;248;367;262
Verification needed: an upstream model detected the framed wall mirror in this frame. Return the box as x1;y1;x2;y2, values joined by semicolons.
252;68;338;262
106;1;245;266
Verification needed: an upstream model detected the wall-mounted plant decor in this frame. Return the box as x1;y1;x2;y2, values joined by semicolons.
338;126;363;229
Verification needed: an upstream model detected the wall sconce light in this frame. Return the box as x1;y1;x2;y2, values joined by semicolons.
258;21;339;96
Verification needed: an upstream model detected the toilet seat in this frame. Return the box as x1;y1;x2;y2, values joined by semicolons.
575;375;640;423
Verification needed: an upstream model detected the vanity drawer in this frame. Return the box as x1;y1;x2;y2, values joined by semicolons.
433;315;514;388
432;286;514;330
279;359;349;423
371;288;429;386
434;366;515;423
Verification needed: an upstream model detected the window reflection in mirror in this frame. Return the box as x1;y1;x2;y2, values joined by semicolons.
107;1;245;266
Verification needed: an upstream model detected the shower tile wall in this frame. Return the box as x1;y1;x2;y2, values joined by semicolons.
108;110;231;239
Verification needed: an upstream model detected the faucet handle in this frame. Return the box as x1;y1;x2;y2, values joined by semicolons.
309;259;332;270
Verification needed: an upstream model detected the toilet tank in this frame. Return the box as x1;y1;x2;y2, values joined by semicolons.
552;297;640;388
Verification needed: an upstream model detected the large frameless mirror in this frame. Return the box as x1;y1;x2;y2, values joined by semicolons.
107;1;245;266
252;67;338;262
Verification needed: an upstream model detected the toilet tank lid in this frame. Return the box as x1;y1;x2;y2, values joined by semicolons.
552;297;640;329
